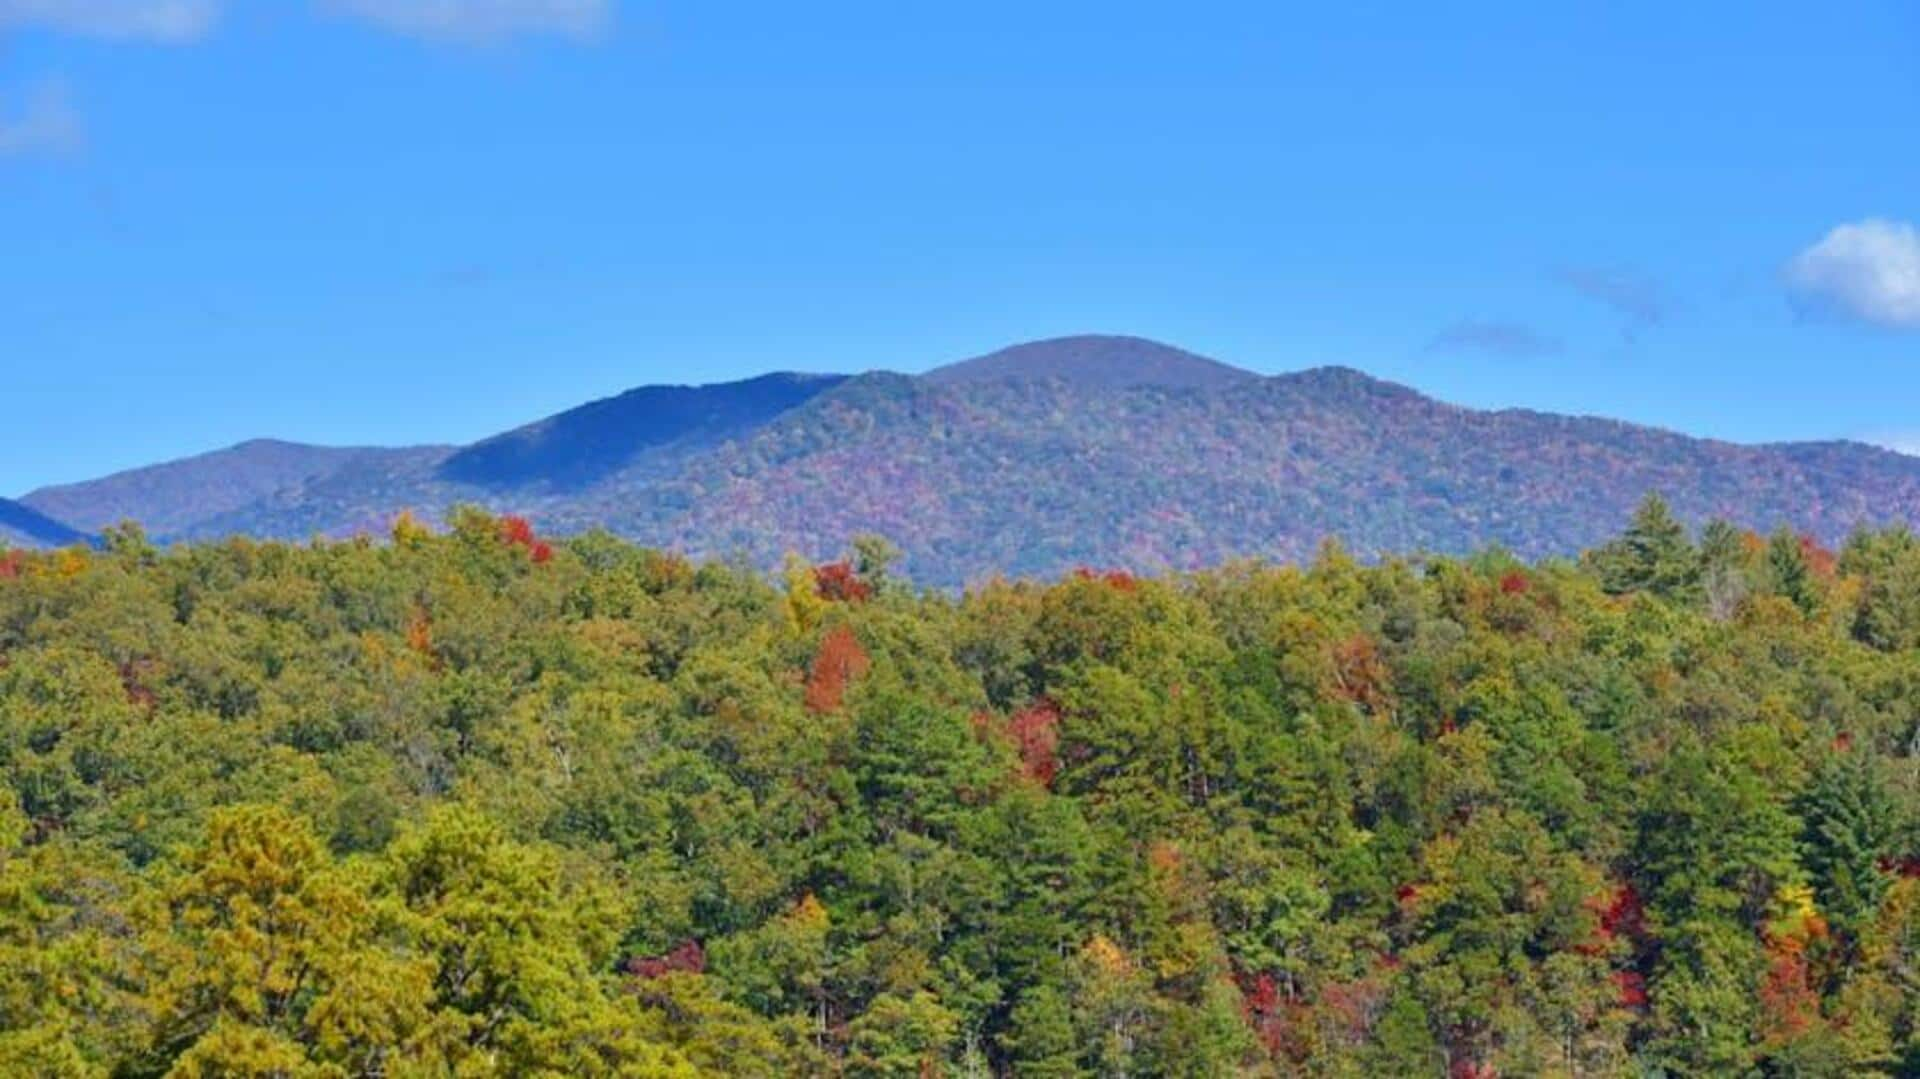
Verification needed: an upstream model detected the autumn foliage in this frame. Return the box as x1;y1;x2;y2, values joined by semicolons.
804;624;870;713
1073;566;1139;591
1330;633;1391;712
1798;534;1838;580
624;940;706;980
1007;698;1063;786
498;514;554;563
813;560;873;603
0;549;21;580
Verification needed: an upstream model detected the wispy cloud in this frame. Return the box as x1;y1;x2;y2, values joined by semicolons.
1425;320;1562;359
1785;219;1920;331
1554;265;1674;339
0;0;220;43
323;0;612;43
0;78;83;158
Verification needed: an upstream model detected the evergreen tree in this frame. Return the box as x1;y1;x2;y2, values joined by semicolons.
1590;493;1700;599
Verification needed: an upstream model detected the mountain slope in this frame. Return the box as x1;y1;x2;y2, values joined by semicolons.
437;371;847;491
20;440;441;537
591;364;1920;584
22;336;1920;585
0;497;92;549
925;334;1256;390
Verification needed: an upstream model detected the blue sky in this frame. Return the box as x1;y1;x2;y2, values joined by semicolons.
2;0;1917;495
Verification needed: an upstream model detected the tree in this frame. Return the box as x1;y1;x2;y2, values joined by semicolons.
1003;984;1083;1078
1800;752;1898;938
1589;494;1699;600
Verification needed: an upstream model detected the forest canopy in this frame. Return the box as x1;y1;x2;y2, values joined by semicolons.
3;498;1920;1076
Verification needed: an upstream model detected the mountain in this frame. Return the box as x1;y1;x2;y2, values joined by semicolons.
925;334;1256;390
590;363;1920;582
17;335;1920;584
437;371;847;491
0;497;92;549
21;440;443;537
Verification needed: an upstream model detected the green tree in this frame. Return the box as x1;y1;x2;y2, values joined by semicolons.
1588;493;1700;599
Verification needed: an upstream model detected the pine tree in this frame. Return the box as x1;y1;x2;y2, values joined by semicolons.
1590;494;1700;599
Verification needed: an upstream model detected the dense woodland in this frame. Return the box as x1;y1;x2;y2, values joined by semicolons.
3;498;1920;1076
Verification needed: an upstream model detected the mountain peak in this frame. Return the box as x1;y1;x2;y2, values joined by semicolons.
436;370;850;491
923;335;1257;391
1269;364;1425;400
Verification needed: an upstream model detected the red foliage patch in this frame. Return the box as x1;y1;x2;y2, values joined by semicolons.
500;515;536;547
804;624;870;714
1006;698;1062;786
1878;855;1920;879
406;606;435;661
1613;970;1648;1009
1600;883;1646;941
1757;942;1818;1041
1320;976;1388;1042
1576;882;1647;956
1799;535;1838;580
498;515;553;564
1235;971;1288;1058
813;561;873;603
0;550;21;580
625;940;706;980
1331;634;1391;712
1498;570;1531;595
1072;567;1139;591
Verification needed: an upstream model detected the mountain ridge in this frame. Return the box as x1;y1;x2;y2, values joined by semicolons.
0;496;93;549
925;334;1257;390
15;335;1920;583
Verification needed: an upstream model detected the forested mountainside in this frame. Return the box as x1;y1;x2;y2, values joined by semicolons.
19;336;1920;585
436;371;849;491
4;501;1920;1075
19;440;437;538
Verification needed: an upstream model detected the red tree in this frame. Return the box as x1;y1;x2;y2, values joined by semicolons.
1006;698;1062;786
804;625;870;714
814;561;873;603
625;940;706;980
500;515;536;547
1330;634;1390;712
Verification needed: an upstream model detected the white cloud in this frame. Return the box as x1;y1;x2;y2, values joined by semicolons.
0;0;220;43
0;79;83;157
323;0;612;43
1785;219;1920;330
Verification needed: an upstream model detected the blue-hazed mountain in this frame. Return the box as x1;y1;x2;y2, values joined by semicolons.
18;439;444;538
16;335;1920;584
436;371;848;490
0;497;92;549
925;334;1255;390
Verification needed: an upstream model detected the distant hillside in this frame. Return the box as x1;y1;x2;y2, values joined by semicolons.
925;334;1256;390
19;335;1920;584
21;440;440;536
0;497;92;549
438;371;847;491
596;361;1920;583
